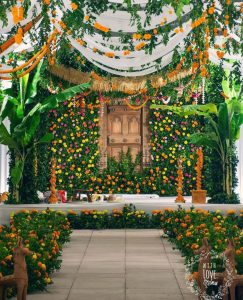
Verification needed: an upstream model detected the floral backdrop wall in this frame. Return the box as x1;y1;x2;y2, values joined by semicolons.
48;87;202;196
49;94;100;192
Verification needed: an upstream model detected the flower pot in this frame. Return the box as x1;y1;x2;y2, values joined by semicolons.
191;190;207;204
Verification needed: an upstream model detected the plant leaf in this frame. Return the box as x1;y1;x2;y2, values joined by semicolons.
0;123;18;149
11;160;24;185
26;61;43;103
189;132;219;150
38;133;53;143
19;74;29;104
218;102;229;139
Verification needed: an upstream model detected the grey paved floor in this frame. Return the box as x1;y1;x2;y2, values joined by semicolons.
26;230;197;300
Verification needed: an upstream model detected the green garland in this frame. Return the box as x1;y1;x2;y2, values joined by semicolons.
1;0;241;80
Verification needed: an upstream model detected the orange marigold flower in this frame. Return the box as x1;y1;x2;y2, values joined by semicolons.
208;7;215;15
143;33;152;40
123;50;131;56
133;33;142;40
216;51;224;59
227;209;235;215
94;22;109;33
84;15;89;22
104;52;115;58
223;29;228;37
71;2;78;10
135;42;145;51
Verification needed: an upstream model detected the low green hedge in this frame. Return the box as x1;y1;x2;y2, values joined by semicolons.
67;204;162;229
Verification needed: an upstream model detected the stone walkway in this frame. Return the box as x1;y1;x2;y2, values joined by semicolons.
26;230;197;300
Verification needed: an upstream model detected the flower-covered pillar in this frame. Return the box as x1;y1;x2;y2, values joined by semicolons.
99;94;108;170
142;104;151;168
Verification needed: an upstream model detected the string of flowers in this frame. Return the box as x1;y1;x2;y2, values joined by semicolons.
196;147;203;190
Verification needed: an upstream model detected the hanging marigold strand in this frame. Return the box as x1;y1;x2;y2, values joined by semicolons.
196;148;203;190
0;14;42;55
0;31;56;75
175;157;185;203
0;45;49;80
124;96;149;110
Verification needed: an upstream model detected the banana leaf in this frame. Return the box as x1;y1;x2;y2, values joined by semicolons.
38;133;54;143
25;60;44;104
218;103;230;140
189;132;220;150
11;160;24;185
0;123;18;149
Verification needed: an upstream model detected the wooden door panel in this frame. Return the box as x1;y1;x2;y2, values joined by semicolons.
107;105;142;162
127;116;140;134
108;136;141;144
108;116;122;134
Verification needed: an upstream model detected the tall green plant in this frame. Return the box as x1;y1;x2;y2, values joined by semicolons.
0;62;90;203
151;88;242;196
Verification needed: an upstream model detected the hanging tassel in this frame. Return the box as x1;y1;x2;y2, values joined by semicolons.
12;6;19;24
11;5;24;24
18;6;24;22
14;28;23;44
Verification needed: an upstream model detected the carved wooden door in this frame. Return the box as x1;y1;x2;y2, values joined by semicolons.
107;106;141;161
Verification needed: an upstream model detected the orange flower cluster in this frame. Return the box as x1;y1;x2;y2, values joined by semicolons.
174;27;184;34
71;2;78;10
143;33;152;40
135;42;145;51
123;50;131;56
195;148;203;190
94;22;109;33
58;20;67;30
14;27;23;44
191;13;207;29
76;38;85;46
84;15;90;22
133;33;142;40
167;57;186;79
208;6;215;15
216;50;224;59
104;52;115;58
91;71;103;81
11;6;24;24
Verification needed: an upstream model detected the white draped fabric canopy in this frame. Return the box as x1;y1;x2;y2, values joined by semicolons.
0;0;242;76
